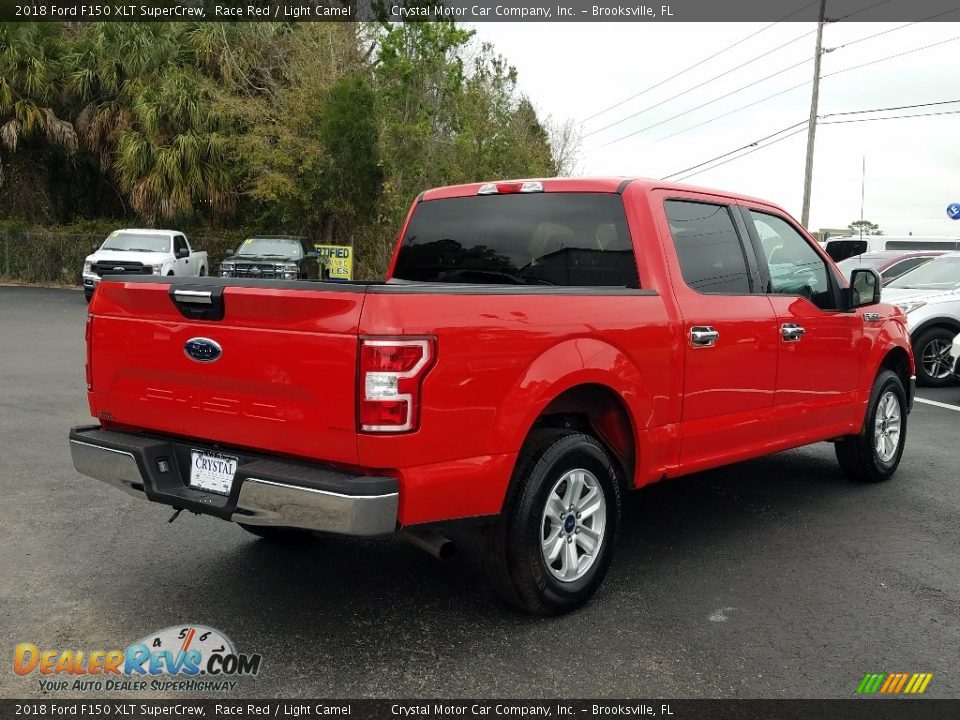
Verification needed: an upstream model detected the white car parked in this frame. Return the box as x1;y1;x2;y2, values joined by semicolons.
82;229;208;302
949;332;960;380
882;252;960;387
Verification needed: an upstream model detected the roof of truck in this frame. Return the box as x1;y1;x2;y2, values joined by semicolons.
420;177;778;208
111;228;180;235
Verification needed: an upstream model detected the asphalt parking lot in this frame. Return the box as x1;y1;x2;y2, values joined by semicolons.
1;285;957;699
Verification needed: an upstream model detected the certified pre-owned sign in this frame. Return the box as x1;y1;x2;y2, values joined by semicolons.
13;625;262;693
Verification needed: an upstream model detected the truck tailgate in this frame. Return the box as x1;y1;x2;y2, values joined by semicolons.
88;279;365;466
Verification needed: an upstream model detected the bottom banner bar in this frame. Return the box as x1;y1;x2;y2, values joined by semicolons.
1;699;957;720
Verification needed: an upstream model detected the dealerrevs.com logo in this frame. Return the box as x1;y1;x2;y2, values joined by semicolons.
14;625;262;693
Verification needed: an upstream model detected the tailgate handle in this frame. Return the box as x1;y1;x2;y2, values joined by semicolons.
168;284;225;321
173;290;213;305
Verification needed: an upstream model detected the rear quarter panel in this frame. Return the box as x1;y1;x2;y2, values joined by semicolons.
358;289;675;524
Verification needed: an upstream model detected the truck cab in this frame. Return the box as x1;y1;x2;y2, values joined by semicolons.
82;229;208;302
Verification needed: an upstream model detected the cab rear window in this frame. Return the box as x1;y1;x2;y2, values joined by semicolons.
392;193;639;287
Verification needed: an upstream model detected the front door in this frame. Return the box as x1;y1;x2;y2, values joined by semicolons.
741;207;863;438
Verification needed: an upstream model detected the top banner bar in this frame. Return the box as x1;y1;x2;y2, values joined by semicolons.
2;0;959;22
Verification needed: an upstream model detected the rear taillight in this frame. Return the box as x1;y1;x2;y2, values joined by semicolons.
85;314;93;391
358;338;435;433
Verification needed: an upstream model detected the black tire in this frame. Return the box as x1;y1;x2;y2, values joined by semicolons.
199;266;206;277
167;270;175;277
84;288;93;303
484;429;622;615
237;523;313;542
835;369;907;483
913;327;957;387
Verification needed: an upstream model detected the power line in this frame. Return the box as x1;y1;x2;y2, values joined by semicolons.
596;33;960;151
828;9;959;52
821;98;960;118
628;12;956;150
660;99;960;183
821;109;960;125
832;0;897;22
596;56;811;148
580;0;819;124
584;5;957;141
583;28;817;138
661;121;808;180
822;35;960;80
647;81;812;147
673;127;810;182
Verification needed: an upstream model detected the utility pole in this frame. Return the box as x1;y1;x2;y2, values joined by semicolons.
859;155;866;238
800;0;828;230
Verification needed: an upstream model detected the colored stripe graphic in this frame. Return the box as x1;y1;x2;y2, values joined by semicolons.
857;672;933;694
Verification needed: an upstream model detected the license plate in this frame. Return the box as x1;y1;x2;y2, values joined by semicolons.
189;450;238;495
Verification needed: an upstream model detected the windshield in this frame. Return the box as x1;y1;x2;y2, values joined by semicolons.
236;238;302;258
836;256;888;274
888;257;960;290
100;233;170;253
392;193;639;287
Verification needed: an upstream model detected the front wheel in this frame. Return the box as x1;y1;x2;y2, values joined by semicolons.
913;327;957;387
484;429;621;615
835;369;907;483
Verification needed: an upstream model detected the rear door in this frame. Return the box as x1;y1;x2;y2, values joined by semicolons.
653;192;779;471
739;207;863;436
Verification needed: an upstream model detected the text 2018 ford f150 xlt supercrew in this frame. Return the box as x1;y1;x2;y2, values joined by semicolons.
70;178;914;615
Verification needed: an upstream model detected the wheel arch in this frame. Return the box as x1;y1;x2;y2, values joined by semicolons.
878;345;912;406
528;384;637;495
911;317;960;340
491;338;652;491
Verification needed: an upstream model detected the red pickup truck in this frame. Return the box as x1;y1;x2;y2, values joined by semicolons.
70;177;914;615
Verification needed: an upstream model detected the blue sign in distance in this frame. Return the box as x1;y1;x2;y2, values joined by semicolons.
948;203;960;220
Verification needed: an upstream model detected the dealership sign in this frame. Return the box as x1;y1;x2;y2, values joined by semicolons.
314;244;354;280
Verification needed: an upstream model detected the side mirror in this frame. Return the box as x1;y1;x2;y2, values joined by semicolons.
91;243;100;253
848;268;882;309
305;251;318;259
176;248;190;259
225;248;235;257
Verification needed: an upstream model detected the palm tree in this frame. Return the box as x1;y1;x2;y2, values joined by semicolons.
67;23;233;222
0;24;76;154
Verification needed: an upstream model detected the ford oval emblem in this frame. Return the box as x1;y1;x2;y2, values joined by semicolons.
184;337;222;363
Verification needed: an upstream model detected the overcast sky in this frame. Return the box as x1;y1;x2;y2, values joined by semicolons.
472;20;960;235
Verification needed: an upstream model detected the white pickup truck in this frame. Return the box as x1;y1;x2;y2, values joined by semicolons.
82;229;209;302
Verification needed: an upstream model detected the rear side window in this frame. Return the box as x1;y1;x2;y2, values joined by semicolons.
664;200;751;294
392;193;639;287
881;257;930;279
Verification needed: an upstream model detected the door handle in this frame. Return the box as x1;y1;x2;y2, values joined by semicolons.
690;326;719;348
781;322;805;341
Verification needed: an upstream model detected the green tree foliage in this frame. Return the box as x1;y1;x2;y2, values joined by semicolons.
0;20;574;278
847;219;883;236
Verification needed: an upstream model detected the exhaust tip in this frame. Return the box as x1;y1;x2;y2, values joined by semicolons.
401;529;455;561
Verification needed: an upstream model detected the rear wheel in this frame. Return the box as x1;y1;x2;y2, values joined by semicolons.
835;369;907;483
484;429;621;615
913;327;956;387
199;266;206;277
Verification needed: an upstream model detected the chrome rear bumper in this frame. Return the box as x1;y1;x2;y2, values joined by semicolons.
69;426;398;536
